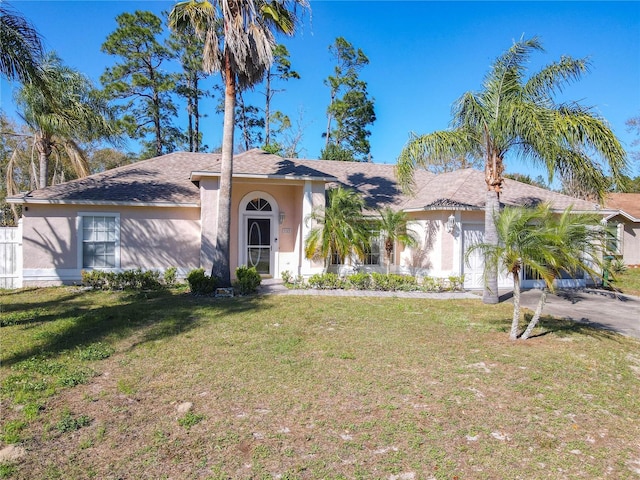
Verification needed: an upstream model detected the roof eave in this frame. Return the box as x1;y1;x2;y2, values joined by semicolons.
190;171;337;183
7;197;199;208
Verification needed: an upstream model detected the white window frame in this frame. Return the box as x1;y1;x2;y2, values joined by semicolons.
363;231;382;266
77;212;121;270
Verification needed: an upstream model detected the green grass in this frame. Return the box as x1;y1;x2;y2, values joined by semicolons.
615;267;640;296
1;286;639;479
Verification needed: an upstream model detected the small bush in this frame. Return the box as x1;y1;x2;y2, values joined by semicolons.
346;272;372;290
234;266;262;295
447;275;465;291
281;270;306;289
186;268;218;295
422;276;446;292
308;272;344;289
163;267;178;286
81;268;164;291
371;273;418;291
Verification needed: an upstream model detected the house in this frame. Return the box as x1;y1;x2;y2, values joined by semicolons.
604;193;640;266
7;149;611;289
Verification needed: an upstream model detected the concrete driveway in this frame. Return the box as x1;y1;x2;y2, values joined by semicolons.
517;288;640;340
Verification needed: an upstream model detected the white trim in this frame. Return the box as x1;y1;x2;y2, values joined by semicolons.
7;198;198;208
238;192;279;277
77;212;121;270
191;171;336;183
300;181;314;276
22;268;83;284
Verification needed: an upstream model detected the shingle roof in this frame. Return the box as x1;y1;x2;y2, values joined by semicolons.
605;193;640;220
9;149;601;213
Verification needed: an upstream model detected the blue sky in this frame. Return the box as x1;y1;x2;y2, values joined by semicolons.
2;1;639;179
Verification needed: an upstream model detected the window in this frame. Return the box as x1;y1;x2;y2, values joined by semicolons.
246;198;272;212
363;234;381;265
605;223;622;256
80;214;119;269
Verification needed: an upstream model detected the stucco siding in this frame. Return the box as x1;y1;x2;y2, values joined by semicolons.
21;204;200;285
119;207;200;271
622;222;640;265
22;205;78;270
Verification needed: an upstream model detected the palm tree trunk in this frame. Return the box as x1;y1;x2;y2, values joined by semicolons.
483;190;500;304
265;70;271;146
194;74;200;153
509;273;522;340
520;287;549;340
35;134;52;189
211;53;235;287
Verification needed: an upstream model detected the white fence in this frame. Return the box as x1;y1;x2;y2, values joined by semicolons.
0;220;22;289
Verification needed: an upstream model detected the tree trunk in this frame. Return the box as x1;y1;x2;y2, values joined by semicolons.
194;75;200;153
509;273;522;340
483;189;500;304
265;70;271;146
211;53;235;287
520;287;549;340
35;134;52;189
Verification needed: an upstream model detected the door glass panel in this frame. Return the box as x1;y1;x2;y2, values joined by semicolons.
247;218;270;274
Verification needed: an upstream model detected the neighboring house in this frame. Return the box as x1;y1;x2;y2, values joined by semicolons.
7;149;611;289
604;193;640;266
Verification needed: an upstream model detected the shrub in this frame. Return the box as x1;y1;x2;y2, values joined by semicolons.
308;272;344;289
371;273;418;291
234;266;262;295
186;268;218;295
163;267;178;286
81;268;163;291
446;275;465;291
281;270;306;289
422;276;446;292
346;272;372;290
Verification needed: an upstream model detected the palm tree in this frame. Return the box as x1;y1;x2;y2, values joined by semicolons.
169;0;308;287
15;53;117;189
304;186;370;271
519;207;602;340
468;204;602;340
397;36;627;304
376;207;418;274
0;2;44;87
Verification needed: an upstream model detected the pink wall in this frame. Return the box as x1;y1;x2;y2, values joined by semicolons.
22;205;78;269
22;204;200;273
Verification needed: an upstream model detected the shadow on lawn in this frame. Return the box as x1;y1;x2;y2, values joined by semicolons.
1;289;274;367
524;313;626;343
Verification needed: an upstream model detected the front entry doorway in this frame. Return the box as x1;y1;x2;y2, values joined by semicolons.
247;217;271;274
240;194;279;277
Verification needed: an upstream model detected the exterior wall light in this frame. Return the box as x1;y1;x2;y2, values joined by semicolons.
279;212;286;224
446;213;456;233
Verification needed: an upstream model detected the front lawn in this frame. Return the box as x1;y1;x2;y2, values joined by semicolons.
1;287;639;479
615;267;640;297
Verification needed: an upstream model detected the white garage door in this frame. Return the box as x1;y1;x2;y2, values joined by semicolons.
462;225;511;290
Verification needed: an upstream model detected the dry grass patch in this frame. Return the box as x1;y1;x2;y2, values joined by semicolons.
1;287;639;479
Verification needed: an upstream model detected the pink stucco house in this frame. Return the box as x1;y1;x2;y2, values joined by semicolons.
7;149;612;289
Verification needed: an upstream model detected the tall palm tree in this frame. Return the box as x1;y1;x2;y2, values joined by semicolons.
15;53;118;189
304;186;370;271
376;207;418;274
169;0;308;287
397;37;627;304
0;2;44;87
467;204;602;340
